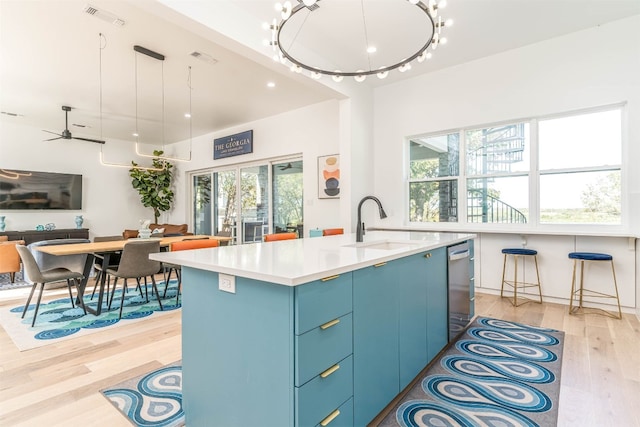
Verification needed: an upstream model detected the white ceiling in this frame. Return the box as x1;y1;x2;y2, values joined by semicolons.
1;0;639;147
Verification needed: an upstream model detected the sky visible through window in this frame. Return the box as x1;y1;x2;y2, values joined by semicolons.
489;109;621;211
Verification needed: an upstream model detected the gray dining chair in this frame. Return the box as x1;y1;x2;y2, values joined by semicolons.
90;235;125;300
16;245;86;327
106;240;163;319
24;238;90;283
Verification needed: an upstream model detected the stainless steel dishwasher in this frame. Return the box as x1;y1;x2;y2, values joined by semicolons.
448;241;471;341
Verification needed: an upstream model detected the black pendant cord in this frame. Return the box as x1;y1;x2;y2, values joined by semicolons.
360;0;372;72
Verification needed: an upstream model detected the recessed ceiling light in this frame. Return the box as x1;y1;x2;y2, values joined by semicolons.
132;132;139;137
267;82;276;88
184;113;191;118
367;46;377;54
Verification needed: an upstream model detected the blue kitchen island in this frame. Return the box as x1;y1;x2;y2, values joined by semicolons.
151;230;475;427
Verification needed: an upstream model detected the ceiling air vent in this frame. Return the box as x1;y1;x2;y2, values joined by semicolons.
83;4;125;27
190;51;218;65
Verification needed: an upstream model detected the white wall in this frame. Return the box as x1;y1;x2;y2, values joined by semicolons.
372;16;640;311
0;121;150;237
168;100;343;234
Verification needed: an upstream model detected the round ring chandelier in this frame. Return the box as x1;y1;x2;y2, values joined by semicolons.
264;0;452;82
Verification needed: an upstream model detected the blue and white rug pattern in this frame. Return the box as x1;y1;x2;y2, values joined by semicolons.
103;364;184;427
388;317;564;427
2;280;180;350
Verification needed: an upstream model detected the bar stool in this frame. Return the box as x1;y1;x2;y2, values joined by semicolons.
568;252;621;319
500;248;542;306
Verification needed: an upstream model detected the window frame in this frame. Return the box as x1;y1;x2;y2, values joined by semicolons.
405;103;627;235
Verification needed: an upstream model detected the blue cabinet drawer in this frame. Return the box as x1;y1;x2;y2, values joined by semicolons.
295;355;353;427
296;313;352;386
314;396;353;427
295;272;352;335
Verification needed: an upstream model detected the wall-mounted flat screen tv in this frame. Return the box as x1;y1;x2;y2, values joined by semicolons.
0;169;82;210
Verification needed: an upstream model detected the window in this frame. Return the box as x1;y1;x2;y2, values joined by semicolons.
466;123;530;224
538;109;621;224
408;133;459;222
407;105;623;227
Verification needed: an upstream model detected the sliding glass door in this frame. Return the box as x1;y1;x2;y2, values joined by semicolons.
214;169;238;240
191;157;302;244
240;165;269;243
193;174;212;235
272;160;303;236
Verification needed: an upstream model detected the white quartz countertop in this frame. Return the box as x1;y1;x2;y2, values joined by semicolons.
150;231;475;286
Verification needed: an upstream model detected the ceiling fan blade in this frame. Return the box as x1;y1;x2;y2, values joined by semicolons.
72;136;106;144
42;130;62;136
44;136;63;141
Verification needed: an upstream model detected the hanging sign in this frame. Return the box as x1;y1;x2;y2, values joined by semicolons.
214;130;253;160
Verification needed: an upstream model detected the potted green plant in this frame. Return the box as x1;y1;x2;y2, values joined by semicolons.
129;150;175;224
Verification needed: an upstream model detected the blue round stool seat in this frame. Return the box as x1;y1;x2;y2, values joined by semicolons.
502;248;538;256
568;252;612;261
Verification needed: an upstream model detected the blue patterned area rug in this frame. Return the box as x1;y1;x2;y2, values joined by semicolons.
379;317;564;427
0;280;181;351
0;271;30;290
102;362;184;427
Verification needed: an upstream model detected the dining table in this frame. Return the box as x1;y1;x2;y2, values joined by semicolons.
34;235;231;315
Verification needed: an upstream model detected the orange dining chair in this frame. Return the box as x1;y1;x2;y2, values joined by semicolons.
0;240;25;282
164;238;220;304
264;232;297;242
322;228;344;236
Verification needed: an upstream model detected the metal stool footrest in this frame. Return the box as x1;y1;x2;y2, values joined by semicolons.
568;254;621;319
500;250;543;307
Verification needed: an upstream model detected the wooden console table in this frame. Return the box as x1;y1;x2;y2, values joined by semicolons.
0;228;89;245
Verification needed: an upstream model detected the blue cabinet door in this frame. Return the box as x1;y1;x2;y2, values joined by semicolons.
181;268;295;427
426;248;448;362
353;261;399;426
397;252;428;390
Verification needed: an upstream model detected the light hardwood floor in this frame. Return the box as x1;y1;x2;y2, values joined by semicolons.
1;286;639;426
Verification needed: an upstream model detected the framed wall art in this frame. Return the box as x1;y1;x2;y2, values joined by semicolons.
318;154;340;199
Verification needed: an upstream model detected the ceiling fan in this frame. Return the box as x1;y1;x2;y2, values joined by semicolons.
42;106;105;144
278;162;302;171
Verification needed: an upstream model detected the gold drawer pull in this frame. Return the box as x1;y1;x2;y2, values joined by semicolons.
320;363;340;378
373;262;387;267
320;409;340;426
320;318;340;330
424;253;432;259
321;274;340;282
